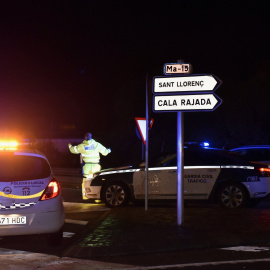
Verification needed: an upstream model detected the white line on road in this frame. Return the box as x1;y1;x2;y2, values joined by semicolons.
64;219;88;225
221;246;270;252
111;258;270;270
63;232;75;238
0;248;31;255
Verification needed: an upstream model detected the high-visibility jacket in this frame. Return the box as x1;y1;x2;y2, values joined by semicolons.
68;139;111;164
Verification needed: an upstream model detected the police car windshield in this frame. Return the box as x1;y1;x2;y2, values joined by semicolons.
0;154;51;181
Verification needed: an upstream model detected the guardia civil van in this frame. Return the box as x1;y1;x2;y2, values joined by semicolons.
85;148;270;208
0;140;65;245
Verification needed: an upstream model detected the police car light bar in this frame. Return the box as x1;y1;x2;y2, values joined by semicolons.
184;141;210;149
0;139;37;151
0;140;19;151
201;142;210;148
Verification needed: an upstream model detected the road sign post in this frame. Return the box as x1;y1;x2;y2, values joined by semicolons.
152;60;222;226
177;110;184;226
135;117;154;211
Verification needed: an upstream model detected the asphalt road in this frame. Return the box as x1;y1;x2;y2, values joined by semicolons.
1;181;270;269
96;243;270;269
0;181;110;256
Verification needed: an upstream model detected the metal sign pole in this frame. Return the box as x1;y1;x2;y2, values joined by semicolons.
177;111;184;225
176;59;184;226
145;73;149;211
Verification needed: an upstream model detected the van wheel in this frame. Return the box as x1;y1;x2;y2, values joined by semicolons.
217;183;247;208
102;182;130;208
46;227;63;246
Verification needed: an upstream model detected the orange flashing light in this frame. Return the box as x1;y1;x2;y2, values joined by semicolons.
0;140;19;151
259;168;270;172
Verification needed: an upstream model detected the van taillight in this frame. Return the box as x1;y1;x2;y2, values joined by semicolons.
40;180;60;201
258;168;270;177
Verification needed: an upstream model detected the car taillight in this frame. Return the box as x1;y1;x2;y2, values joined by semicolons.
258;168;270;177
40;180;60;201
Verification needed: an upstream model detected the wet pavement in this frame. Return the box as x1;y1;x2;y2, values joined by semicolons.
63;200;270;260
2;199;270;269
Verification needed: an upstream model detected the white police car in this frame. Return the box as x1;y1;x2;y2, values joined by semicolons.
0;141;65;245
85;148;270;208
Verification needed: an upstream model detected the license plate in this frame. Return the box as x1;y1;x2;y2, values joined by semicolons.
0;216;26;225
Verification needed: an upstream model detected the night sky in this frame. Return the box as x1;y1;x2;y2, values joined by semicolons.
0;0;269;165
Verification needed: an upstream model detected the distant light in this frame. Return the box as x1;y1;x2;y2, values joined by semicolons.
202;142;210;148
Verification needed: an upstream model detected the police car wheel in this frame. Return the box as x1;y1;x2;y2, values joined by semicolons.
217;183;248;208
102;182;130;208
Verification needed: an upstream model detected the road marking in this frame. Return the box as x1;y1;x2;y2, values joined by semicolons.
111;258;270;270
221;246;270;252
64;219;88;225
0;248;31;255
63;232;75;238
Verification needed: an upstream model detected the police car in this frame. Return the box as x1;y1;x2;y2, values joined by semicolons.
0;140;65;245
85;147;270;208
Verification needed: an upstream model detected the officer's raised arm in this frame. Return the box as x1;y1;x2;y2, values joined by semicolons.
68;143;80;154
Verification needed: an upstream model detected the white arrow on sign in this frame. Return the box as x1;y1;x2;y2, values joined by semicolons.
153;74;220;93
153;94;221;112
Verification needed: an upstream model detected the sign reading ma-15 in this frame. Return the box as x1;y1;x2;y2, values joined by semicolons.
163;63;191;75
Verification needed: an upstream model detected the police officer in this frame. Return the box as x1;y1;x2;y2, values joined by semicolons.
68;132;111;200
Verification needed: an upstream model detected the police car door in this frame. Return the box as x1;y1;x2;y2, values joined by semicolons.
146;154;177;199
133;166;161;199
133;155;177;199
184;150;220;200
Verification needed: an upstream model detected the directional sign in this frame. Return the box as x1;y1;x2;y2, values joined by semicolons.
163;63;191;75
153;93;222;112
153;74;221;93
